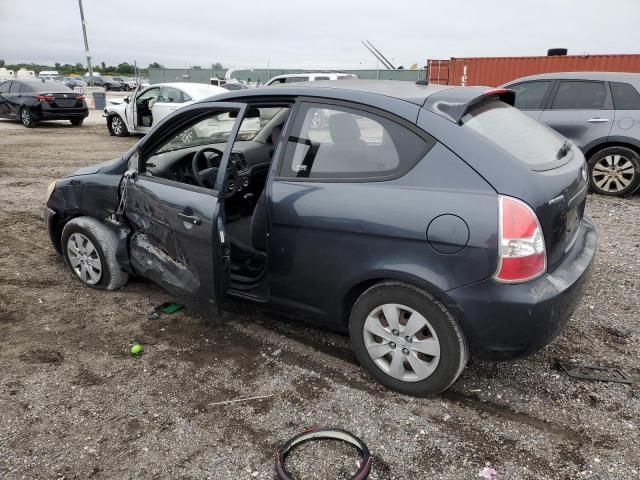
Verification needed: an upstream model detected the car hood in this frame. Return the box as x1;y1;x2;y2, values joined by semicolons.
65;157;126;177
105;101;127;114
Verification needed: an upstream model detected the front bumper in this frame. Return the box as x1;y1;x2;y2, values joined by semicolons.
437;216;597;359
44;206;62;255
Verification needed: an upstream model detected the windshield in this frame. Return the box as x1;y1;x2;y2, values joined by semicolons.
156;107;284;154
462;100;571;169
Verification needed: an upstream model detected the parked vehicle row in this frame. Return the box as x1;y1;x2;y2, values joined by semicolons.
45;80;596;396
503;72;640;197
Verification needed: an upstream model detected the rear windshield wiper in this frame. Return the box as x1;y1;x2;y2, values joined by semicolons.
557;141;572;160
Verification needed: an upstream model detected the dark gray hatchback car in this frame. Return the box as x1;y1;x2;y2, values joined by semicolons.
44;81;597;395
503;72;640;196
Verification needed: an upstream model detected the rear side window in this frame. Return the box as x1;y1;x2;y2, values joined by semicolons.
0;81;10;93
462;100;570;169
510;81;551;109
551;81;608;109
611;82;640;110
314;76;330;81
158;86;185;103
9;82;20;93
19;84;33;93
280;103;433;180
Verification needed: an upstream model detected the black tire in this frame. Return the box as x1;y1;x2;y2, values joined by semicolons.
123;85;130;91
588;146;640;197
61;217;129;290
547;48;568;56
70;118;84;126
349;281;468;396
20;107;36;128
107;114;129;137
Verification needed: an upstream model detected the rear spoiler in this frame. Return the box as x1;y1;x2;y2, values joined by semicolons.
422;87;515;124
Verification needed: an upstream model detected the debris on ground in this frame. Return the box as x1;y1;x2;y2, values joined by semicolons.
130;343;143;356
148;302;184;320
558;361;632;384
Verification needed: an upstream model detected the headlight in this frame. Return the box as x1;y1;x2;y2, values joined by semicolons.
45;181;57;203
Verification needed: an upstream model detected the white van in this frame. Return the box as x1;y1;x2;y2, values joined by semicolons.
264;72;358;86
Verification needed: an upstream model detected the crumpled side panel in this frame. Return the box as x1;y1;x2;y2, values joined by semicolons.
129;233;199;294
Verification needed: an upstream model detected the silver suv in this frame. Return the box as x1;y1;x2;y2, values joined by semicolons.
503;72;640;196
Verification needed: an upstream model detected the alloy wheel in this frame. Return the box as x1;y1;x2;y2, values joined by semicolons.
592;154;636;193
111;116;123;135
363;303;441;382
21;108;31;126
67;233;102;285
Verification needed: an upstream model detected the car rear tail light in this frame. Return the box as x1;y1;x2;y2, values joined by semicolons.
494;195;546;283
35;95;55;102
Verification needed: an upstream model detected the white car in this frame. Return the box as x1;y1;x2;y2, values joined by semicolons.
264;72;357;86
104;82;226;137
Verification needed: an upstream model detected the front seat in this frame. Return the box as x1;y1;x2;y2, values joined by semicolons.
312;113;368;173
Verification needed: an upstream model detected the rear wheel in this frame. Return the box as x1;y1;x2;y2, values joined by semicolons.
20;107;36;128
70;118;84;126
61;217;129;290
349;282;468;396
588;146;640;196
107;114;128;137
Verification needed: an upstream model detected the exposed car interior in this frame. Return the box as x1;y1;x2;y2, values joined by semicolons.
136;87;160;127
143;105;292;281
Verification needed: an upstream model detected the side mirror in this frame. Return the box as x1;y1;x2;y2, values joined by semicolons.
124;97;130;104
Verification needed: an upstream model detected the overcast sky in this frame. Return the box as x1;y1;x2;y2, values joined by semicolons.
1;0;639;69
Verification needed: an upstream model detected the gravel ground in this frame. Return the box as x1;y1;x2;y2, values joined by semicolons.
0;116;639;479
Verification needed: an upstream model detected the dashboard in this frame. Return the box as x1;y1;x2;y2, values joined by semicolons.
145;140;274;194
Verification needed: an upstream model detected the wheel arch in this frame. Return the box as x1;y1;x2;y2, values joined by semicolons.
584;137;640;161
341;274;442;328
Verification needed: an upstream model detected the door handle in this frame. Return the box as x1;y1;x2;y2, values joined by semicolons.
587;118;610;123
168;106;178;111
178;212;201;225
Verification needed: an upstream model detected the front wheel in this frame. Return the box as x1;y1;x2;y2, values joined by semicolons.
107;114;128;137
349;282;468;396
61;217;129;290
20;107;36;128
588;146;640;196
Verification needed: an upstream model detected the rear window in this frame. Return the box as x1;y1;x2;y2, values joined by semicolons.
462;100;570;169
22;80;73;93
551;81;608;109
611;82;640;110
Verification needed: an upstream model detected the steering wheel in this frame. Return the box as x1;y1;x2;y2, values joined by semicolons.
191;147;239;198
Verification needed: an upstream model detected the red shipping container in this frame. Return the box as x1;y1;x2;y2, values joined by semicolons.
430;54;640;87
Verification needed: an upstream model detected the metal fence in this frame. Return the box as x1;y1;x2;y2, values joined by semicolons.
148;68;426;85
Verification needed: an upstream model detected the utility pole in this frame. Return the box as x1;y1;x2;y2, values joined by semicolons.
77;0;94;86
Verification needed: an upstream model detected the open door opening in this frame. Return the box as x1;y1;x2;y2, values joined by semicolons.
220;104;293;284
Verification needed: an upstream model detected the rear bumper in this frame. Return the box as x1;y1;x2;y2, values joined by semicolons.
32;105;89;121
437;216;597;359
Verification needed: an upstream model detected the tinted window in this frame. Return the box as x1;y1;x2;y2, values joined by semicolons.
280;103;432;180
0;81;10;93
552;81;607;109
314;76;330;81
611;82;640;110
19;84;33;93
285;76;309;83
462;100;569;168
22;80;73;93
9;82;21;93
510;81;551;109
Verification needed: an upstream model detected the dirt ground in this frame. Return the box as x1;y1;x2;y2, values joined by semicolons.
1;113;639;480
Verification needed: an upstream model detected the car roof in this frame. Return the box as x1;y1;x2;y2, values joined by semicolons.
226;80;452;106
504;71;640;84
149;82;227;98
